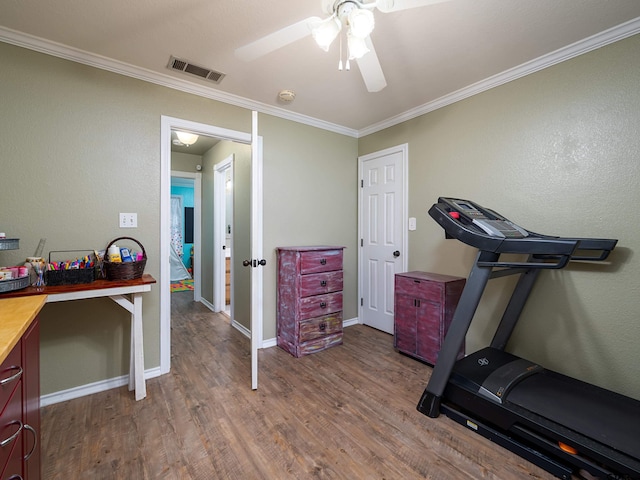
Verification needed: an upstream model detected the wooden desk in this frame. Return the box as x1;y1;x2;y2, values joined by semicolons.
1;274;156;401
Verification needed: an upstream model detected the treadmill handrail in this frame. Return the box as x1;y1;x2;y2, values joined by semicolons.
567;238;618;261
429;203;618;264
429;203;578;258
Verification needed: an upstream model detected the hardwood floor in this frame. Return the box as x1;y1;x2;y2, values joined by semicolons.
41;291;557;479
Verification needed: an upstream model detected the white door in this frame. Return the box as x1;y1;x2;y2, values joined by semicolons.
250;111;263;390
358;144;408;334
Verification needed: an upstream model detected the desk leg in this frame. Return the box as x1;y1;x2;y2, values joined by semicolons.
131;293;146;400
109;293;147;401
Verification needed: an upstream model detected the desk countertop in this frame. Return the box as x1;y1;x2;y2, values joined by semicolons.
0;295;47;364
0;273;156;299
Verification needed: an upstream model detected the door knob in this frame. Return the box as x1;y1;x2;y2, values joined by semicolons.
393;250;401;257
243;259;267;267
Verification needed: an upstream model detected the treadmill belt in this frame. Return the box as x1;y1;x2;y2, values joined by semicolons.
506;371;640;460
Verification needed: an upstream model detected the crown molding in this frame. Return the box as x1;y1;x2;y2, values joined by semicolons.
358;16;640;137
0;26;359;138
2;17;639;140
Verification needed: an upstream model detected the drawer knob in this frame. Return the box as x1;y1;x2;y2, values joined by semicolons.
319;322;326;331
320;280;327;287
320;258;327;265
320;302;327;308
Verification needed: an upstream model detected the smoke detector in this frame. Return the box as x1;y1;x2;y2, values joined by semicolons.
278;89;296;103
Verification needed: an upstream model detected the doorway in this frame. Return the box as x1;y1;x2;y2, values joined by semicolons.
214;156;234;316
170;173;201;302
160;115;261;381
358;144;408;334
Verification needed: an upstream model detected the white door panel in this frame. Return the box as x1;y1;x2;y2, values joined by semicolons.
359;145;408;334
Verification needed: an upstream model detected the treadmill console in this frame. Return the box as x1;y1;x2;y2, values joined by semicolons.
440;198;529;239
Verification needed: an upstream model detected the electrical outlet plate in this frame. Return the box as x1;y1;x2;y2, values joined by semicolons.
119;213;137;228
409;217;417;231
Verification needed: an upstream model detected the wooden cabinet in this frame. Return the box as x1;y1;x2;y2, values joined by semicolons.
277;246;345;357
394;271;465;366
0;318;40;480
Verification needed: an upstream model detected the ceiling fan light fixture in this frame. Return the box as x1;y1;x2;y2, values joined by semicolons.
347;8;375;38
347;33;370;59
176;131;199;146
311;16;342;51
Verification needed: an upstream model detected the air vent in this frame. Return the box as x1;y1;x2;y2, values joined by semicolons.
167;56;225;84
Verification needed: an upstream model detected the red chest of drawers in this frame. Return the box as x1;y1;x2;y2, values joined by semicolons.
394;271;465;366
277;246;345;357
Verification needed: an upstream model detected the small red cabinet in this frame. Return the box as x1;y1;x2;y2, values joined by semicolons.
394;271;465;366
277;246;345;357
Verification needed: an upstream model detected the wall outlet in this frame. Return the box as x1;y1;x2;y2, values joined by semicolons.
409;217;417;231
119;213;137;228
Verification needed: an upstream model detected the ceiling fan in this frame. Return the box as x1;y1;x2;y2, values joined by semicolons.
235;0;450;93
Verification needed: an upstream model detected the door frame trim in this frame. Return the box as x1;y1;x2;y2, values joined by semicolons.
357;143;409;327
214;156;233;314
160;115;254;375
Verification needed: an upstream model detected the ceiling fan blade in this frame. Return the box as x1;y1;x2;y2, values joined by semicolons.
235;16;322;62
376;0;450;13
355;37;387;92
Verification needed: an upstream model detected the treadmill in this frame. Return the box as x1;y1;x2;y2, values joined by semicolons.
417;197;640;480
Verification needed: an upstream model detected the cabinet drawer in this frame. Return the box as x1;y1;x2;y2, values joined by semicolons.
299;312;343;343
0;343;22;414
299;292;342;320
300;249;343;274
0;382;22;472
395;276;443;303
300;271;343;297
1;436;24;480
298;333;343;356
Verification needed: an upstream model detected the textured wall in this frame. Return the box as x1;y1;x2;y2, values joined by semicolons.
359;34;640;400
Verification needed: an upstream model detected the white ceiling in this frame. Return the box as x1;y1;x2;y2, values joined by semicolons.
2;0;640;135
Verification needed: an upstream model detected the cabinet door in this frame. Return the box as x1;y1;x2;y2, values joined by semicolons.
22;319;40;480
394;293;417;355
416;300;442;365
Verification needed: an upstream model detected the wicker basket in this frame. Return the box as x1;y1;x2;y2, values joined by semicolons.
103;237;147;280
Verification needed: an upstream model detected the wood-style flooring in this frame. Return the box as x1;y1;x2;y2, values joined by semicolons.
40;291;558;479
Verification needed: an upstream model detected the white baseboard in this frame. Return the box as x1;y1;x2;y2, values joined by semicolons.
232;319;250;338
40;366;163;407
200;297;215;311
343;316;359;328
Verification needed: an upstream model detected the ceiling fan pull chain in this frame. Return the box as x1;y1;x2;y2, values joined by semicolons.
338;35;344;71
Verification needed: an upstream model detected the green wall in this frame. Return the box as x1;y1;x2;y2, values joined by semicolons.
359;34;640;400
260;114;359;339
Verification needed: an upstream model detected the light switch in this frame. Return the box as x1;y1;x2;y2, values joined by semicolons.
119;213;138;228
409;217;417;231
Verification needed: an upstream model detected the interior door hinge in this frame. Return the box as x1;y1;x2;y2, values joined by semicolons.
360;298;364;306
361;238;364;247
361;179;363;188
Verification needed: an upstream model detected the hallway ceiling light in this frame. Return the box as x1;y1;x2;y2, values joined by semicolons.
176;131;199;146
